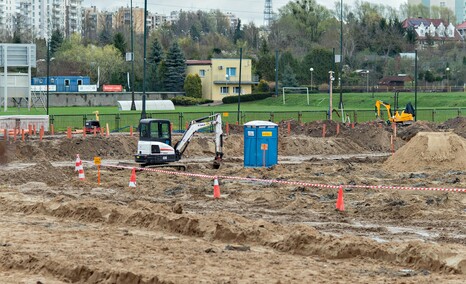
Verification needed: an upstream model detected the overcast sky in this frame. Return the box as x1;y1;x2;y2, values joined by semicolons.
82;0;407;24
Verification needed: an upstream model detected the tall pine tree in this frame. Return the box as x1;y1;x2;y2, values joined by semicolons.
163;42;186;92
50;29;64;56
148;38;164;91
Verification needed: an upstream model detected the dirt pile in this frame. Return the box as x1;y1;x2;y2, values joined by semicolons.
384;132;466;172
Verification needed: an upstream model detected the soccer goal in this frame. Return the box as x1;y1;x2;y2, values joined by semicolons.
282;87;309;105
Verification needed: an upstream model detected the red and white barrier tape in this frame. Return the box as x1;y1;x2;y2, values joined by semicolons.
91;162;466;193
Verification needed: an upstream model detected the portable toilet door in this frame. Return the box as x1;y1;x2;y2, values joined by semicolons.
243;120;278;167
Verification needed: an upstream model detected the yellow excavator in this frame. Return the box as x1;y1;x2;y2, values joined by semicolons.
375;98;415;125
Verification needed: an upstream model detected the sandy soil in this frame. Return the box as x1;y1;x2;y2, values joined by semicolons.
0;118;466;283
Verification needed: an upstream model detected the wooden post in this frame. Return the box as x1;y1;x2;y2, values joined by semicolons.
21;129;25;142
226;122;229;135
83;127;86;138
287;121;291;135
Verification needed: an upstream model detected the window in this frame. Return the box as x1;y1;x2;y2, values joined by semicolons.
77;80;82;85
64;79;70;86
221;86;229;94
226;67;236;77
199;69;206;77
233;87;241;94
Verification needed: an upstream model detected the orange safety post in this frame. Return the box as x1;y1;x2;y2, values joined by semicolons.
33;124;36;135
3;129;6;141
287;121;291;135
83;127;86;138
51;124;55;136
13;130;17;142
21;129;25;142
185;122;189;130
130;125;133;137
225;122;229;135
336;123;340;135
322;124;326;138
93;126;97;137
106;123;110;137
39;126;44;141
67;127;72;139
28;124;32;136
351;122;355;129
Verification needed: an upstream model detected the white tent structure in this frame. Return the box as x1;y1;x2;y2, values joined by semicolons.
117;100;175;111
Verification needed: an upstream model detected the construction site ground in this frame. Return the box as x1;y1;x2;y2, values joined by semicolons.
0;118;465;283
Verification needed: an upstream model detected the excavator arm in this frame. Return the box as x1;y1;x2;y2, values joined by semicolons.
375;100;392;121
174;113;224;166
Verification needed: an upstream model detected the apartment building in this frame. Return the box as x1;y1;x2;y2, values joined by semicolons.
408;0;465;23
0;0;17;38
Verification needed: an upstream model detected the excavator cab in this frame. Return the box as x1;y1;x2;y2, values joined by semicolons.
138;119;172;146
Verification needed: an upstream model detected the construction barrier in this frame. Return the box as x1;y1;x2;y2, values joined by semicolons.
94;163;466;193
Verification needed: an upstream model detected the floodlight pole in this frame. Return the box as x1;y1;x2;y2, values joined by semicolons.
237;47;243;124
46;40;50;115
130;0;136;110
141;0;147;119
414;50;418;121
339;0;343;110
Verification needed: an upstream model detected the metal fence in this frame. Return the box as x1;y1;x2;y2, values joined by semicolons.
48;108;466;132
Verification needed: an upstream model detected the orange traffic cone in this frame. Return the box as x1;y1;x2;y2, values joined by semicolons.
75;154;85;181
336;186;344;211
129;168;137;188
213;177;220;199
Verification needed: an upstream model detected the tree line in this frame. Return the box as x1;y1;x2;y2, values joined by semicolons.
2;0;465;92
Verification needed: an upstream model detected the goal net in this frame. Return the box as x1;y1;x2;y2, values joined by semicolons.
282;87;309;105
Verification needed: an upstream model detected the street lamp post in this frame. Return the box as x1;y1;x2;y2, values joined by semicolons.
329;71;335;120
446;67;450;92
310;68;314;91
366;70;369;93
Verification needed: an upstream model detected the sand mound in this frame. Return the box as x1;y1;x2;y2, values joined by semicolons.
384;132;466;172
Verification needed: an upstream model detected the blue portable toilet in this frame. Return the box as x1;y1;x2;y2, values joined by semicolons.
244;120;278;167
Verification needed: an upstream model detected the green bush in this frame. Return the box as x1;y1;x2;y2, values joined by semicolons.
222;92;274;104
171;96;213;106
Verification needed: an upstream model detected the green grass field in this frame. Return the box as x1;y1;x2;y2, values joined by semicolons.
1;91;465;116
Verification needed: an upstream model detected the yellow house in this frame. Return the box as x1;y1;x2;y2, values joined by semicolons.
186;58;257;101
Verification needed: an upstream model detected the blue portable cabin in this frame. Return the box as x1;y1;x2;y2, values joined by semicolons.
31;76;91;92
243;120;278;168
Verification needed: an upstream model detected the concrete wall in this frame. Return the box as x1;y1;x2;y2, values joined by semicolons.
7;92;185;107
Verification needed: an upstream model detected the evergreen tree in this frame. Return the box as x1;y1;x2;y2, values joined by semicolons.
184;74;202;98
113;32;126;58
233;19;243;44
163;42;186;92
50;29;63;56
148;38;164;91
282;64;299;87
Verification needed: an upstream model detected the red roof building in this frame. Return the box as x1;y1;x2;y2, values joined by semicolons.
402;18;463;46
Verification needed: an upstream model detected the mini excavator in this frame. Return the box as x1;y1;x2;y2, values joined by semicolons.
135;113;223;169
375;91;415;125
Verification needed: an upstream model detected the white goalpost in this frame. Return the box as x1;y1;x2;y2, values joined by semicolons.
282;87;309;105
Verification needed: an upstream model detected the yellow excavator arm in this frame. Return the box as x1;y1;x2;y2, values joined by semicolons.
375;100;391;120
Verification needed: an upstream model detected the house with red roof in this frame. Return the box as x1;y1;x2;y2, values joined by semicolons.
402;18;463;47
